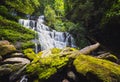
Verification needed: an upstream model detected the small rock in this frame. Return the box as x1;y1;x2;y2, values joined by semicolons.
3;57;30;64
62;79;70;82
67;71;76;80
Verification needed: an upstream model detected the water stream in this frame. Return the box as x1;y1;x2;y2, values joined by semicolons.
19;15;76;52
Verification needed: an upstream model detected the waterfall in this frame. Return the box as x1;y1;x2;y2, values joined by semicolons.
19;15;76;51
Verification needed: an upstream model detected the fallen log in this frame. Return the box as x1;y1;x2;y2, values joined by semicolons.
79;42;100;55
68;43;100;58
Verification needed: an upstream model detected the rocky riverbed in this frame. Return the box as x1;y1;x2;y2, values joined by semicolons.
0;40;120;82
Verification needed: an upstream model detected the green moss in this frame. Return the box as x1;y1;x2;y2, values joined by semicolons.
26;48;69;80
0;45;16;56
23;48;36;60
0;15;35;43
38;67;57;79
36;51;43;57
73;54;120;82
33;79;39;82
5;0;40;15
21;41;35;49
0;5;20;21
51;48;61;54
26;54;69;79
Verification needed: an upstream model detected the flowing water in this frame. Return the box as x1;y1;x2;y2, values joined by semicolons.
18;16;76;82
19;15;76;52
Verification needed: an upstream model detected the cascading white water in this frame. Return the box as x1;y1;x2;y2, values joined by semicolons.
19;15;76;51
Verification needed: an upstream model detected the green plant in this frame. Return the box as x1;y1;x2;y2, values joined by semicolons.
0;16;35;43
44;5;56;27
0;5;8;14
21;41;35;49
53;19;66;32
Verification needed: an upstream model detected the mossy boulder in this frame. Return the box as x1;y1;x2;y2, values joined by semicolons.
0;41;16;56
73;54;120;82
25;47;76;80
0;40;10;46
0;16;35;43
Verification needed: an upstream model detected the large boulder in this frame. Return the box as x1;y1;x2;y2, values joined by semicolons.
73;54;120;82
25;48;73;81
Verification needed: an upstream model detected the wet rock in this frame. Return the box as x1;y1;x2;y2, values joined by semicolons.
0;64;25;76
14;42;22;49
9;65;27;82
67;71;76;80
10;53;25;57
0;45;16;56
3;57;30;64
0;67;12;76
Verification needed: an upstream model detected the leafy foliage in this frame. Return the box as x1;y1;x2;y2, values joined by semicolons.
54;0;65;16
5;0;40;14
44;5;56;27
0;5;19;21
21;41;35;50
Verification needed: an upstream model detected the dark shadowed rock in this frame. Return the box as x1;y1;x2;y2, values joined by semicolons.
0;56;2;61
0;63;25;76
0;68;12;76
